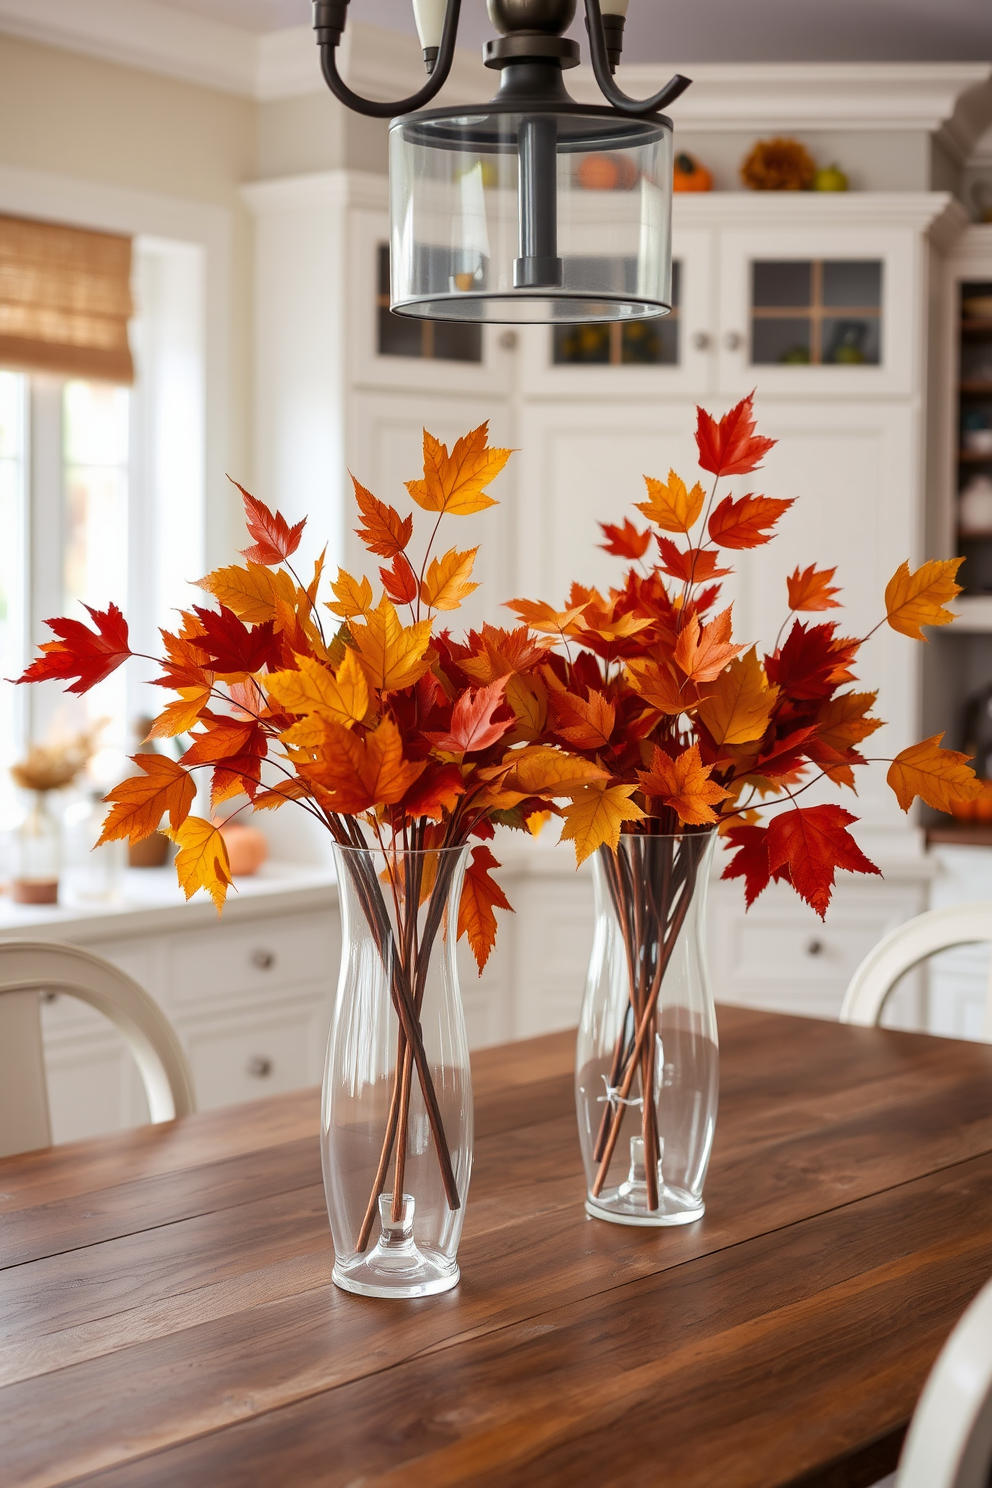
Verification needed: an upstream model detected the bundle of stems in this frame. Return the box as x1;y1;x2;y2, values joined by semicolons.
328;817;466;1253
591;829;713;1206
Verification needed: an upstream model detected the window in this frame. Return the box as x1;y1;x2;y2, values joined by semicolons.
0;234;206;831
553;261;681;366
750;260;883;366
376;245;483;363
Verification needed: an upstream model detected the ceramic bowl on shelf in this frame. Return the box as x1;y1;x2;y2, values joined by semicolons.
958;474;992;534
964;428;992;454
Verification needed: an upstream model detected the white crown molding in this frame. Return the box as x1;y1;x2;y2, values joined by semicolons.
0;0;487;103
242;169;388;216
671;188;961;237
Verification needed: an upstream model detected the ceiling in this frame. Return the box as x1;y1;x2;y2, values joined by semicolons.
153;0;992;62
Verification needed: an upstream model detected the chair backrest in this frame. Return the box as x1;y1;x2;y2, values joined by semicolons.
897;1274;992;1488
840;902;992;1039
0;940;195;1158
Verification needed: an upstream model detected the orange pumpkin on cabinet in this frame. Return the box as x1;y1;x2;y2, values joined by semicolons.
218;821;269;876
672;152;713;192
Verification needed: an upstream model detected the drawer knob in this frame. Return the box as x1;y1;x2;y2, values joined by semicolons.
250;948;275;971
806;938;825;957
691;330;711;351
723;330;744;352
246;1055;273;1078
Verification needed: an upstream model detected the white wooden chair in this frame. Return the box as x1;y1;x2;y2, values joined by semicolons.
0;940;195;1157
840;902;992;1040
871;1275;992;1487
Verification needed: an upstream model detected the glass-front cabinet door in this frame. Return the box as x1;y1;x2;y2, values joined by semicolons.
716;223;918;398
517;227;715;396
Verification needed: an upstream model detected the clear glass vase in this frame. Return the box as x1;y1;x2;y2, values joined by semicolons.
13;790;61;905
322;841;473;1299
576;831;719;1227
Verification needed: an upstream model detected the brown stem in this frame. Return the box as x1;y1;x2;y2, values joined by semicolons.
592;849;639;1164
641;1013;659;1211
356;1023;406;1252
591;845;700;1200
391;1040;415;1222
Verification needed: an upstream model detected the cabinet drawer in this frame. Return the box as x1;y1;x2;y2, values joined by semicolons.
181;1000;330;1109
730;915;885;984
168;912;337;1009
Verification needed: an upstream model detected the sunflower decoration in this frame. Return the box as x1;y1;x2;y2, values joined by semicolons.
741;137;816;192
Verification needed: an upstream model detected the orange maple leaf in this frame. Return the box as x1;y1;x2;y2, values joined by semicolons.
421;546;480;611
886;733;982;813
97;754;196;846
787;563;842;612
708;493;793;550
884;559;963;641
326;569;374;620
560;782;646;865
637;742;731;825
350;597;432;692
635;470;705;533
674;608;746;684
303;716;425;813
352;478;413;560
549;688;616;750
427;678;513;755
505;598;588;637
458;845;513;973
406;424;511;516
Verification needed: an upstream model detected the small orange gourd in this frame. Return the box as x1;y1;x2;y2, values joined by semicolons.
672;152;713;193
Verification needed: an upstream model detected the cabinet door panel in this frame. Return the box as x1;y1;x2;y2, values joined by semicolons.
716;225;921;398
516;227;715;399
515;400;728;607
348;392;515;635
730;399;917;832
181;999;330;1109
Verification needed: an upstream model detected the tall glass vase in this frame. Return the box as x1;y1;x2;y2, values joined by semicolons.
576;831;719;1227
322;841;473;1298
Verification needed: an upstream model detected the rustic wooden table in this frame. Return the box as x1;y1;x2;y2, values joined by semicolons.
3;1006;992;1488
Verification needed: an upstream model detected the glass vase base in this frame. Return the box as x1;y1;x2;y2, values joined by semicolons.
585;1186;705;1228
331;1192;460;1298
332;1257;460;1299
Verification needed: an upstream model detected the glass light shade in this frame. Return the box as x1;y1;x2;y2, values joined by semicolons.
389;105;673;323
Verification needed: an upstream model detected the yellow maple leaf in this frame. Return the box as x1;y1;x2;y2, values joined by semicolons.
697;648;778;746
505;598;589;637
196;562;297;625
560;782;646;865
884;559;963;641
349;596;432;692
326;568;374;620
421;546;480;611
97;754;196;846
406;424;511;516
166;816;233;912
635;470;705;533
886;733;982;813
266;648;369;737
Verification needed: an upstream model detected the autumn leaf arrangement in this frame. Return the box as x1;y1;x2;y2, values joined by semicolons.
16;424;607;1251
506;391;980;1210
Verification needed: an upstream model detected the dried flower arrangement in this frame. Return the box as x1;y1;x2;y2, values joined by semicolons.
741;137;817;191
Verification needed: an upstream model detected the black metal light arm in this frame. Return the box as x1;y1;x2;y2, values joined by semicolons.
583;0;691;117
314;0;462;120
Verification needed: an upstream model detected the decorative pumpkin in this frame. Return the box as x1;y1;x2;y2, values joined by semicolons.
949;779;992;823
741;138;816;192
576;153;639;191
672;152;713;192
218;821;269;877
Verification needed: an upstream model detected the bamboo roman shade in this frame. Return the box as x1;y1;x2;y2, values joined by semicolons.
0;213;134;383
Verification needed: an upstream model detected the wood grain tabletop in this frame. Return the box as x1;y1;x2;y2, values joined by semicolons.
3;1005;992;1488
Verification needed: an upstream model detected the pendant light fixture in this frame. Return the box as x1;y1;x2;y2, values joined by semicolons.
312;1;691;325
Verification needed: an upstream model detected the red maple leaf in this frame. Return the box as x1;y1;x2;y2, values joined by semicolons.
765;622;854;702
655;538;732;584
193;606;281;675
232;481;306;566
721;824;772;907
695;392;776;478
708;493;793;550
766;804;880;917
401;762;466;819
427;678;513;755
599;519;652;560
16;603;132;696
379;553;419;606
458;844;513;972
